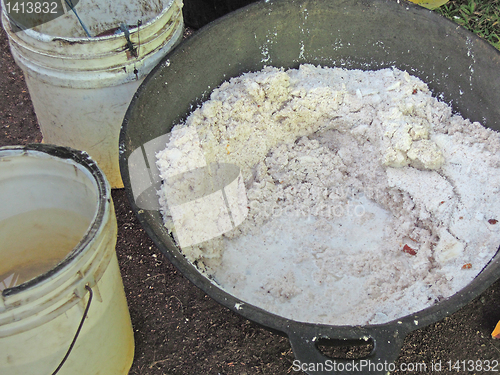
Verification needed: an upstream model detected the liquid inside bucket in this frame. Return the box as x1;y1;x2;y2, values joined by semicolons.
0;208;91;291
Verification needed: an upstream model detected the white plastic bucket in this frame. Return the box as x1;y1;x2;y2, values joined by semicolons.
0;144;134;375
1;0;184;188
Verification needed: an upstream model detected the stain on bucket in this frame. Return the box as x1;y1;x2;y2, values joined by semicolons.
0;144;134;375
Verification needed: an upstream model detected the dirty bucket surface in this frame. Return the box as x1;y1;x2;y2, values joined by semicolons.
1;0;184;188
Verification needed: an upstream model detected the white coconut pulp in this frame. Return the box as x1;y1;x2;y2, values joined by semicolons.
156;65;500;325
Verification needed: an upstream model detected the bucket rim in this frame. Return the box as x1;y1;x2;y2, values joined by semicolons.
0;0;182;42
0;143;110;298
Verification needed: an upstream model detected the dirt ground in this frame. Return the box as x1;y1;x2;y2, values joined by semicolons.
1;14;500;375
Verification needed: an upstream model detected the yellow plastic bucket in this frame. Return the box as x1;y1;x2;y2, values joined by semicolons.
0;144;134;375
408;0;449;9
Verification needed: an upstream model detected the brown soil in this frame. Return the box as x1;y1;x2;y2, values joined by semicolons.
1;18;500;375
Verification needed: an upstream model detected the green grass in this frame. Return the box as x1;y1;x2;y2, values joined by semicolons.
434;0;500;49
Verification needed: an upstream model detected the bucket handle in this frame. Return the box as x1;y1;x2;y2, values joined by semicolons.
51;284;93;375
